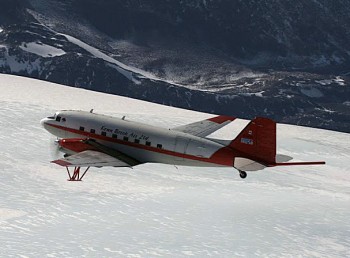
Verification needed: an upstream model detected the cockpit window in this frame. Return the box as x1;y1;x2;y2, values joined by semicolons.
56;116;61;122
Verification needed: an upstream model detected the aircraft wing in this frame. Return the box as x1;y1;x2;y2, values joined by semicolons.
52;150;134;167
52;138;142;167
173;115;236;137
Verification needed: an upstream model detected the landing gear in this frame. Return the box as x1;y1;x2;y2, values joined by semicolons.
66;166;90;181
239;170;247;179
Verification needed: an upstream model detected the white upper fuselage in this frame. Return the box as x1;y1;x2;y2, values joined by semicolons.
40;110;234;167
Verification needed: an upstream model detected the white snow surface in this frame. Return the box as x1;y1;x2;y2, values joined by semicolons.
239;91;265;97
60;33;184;87
315;77;346;86
19;42;66;57
0;74;349;257
300;87;324;98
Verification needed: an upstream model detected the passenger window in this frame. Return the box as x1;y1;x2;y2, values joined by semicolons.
101;131;106;136
157;144;162;149
79;126;84;131
56;116;61;122
112;134;118;139
123;136;129;141
146;141;151;146
62;118;66;122
90;129;95;134
134;139;140;144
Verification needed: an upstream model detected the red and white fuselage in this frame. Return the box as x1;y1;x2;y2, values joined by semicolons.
41;110;234;167
41;110;325;179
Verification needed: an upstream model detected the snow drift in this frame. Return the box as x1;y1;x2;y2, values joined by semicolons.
0;74;349;257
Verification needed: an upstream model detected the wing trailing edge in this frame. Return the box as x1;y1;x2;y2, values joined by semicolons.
52;150;132;167
173;115;236;137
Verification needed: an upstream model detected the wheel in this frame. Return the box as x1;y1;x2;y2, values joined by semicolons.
239;170;247;179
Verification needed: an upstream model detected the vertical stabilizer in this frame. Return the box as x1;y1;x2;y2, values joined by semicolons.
229;117;276;164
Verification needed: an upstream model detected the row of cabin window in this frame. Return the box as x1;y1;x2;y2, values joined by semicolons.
79;126;162;149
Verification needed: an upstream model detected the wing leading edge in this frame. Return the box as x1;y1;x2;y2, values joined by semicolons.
52;138;142;167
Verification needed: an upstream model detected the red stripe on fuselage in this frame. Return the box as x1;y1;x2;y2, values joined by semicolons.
47;123;234;166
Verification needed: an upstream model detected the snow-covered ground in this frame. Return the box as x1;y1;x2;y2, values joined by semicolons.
19;42;66;58
0;74;349;257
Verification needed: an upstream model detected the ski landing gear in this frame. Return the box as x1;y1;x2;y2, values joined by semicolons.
66;167;90;181
239;170;247;179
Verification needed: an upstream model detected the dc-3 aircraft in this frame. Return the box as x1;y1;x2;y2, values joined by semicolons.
41;110;325;181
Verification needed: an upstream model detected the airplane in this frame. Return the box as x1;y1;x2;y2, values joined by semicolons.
40;110;325;181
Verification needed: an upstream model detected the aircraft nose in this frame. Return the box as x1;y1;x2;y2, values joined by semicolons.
40;118;49;128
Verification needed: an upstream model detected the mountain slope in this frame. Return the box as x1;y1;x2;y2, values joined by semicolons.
0;0;349;132
0;74;349;257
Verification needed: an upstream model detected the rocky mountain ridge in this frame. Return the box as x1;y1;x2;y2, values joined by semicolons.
0;0;349;132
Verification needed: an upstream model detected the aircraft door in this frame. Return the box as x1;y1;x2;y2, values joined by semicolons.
174;136;189;161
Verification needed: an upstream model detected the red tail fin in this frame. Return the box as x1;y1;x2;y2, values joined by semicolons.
229;117;276;164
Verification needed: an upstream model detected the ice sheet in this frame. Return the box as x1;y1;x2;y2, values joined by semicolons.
0;74;349;257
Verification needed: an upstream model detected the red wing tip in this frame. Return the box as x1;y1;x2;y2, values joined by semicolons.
208;115;236;124
51;160;72;166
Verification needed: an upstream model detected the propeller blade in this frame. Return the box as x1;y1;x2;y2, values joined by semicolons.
49;137;61;159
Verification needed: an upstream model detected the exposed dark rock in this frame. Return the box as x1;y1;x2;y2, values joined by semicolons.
0;0;349;132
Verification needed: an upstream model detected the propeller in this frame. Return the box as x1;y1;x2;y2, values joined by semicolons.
49;137;62;160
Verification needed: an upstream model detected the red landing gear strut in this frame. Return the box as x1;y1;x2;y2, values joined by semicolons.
66;167;90;181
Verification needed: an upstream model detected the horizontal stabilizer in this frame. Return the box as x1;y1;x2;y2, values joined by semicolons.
273;161;326;166
234;157;266;171
276;154;293;163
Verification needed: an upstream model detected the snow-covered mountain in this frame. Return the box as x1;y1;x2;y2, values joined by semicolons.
0;0;349;133
0;74;349;257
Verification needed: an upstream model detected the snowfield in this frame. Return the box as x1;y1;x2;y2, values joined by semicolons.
0;74;349;257
19;42;66;58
